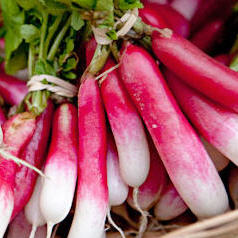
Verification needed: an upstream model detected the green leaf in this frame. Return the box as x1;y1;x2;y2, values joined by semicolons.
118;0;143;10
71;11;84;30
16;0;37;10
63;57;77;71
34;59;56;75
5;44;27;74
21;24;40;43
62;71;77;79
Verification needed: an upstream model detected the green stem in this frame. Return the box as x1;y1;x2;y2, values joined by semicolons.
230;34;238;54
47;16;71;61
28;44;35;78
230;55;238;72
39;12;49;60
44;15;63;58
88;44;110;75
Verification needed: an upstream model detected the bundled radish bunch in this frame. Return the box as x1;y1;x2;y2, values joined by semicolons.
0;0;237;238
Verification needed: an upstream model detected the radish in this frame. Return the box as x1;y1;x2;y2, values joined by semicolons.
154;182;188;221
141;0;168;5
190;19;224;52
119;43;229;218
127;137;168;210
25;176;46;238
68;75;108;238
165;70;238;167
228;167;238;208
152;31;238;113
107;132;129;207
0;112;35;237
171;0;201;20
145;4;190;38
106;132;128;238
12;101;54;220
101;59;150;188
7;212;46;238
0;72;27;105
40;103;78;238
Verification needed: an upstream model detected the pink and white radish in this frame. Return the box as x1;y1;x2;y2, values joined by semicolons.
106;132;129;238
119;43;229;218
154;182;188;221
0;113;35;237
127;137;168;210
68;75;108;238
107;132;129;206
12;101;54;220
165;70;238;167
101;59;150;189
25;176;46;238
40;103;78;238
7;211;46;238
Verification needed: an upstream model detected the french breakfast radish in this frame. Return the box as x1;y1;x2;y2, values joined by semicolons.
68;75;108;238
101;59;150;188
165;70;238;167
0;72;27;105
107;132;129;206
127;137;167;210
0;113;35;237
119;43;229;218
40;103;78;238
152;31;238;113
12;101;54;220
0;108;6;126
154;182;188;221
214;54;232;66
25;176;46;238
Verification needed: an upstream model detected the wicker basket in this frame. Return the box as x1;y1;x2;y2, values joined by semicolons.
107;209;238;238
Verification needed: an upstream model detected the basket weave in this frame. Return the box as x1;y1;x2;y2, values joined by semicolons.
108;209;238;238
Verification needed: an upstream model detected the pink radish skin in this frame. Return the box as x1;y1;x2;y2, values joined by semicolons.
68;75;108;238
152;31;238;113
40;103;78;238
154;182;188;221
107;133;129;206
0;113;35;237
200;137;229;172
165;70;238;167
119;43;229;218
0;72;27;105
171;0;201;20
7;212;46;238
127;138;168;210
228;167;238;208
139;7;169;29
145;4;190;38
190;19;224;52
12;101;54;220
101;60;150;187
25;176;46;238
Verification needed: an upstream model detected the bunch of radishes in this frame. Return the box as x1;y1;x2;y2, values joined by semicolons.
0;0;238;237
